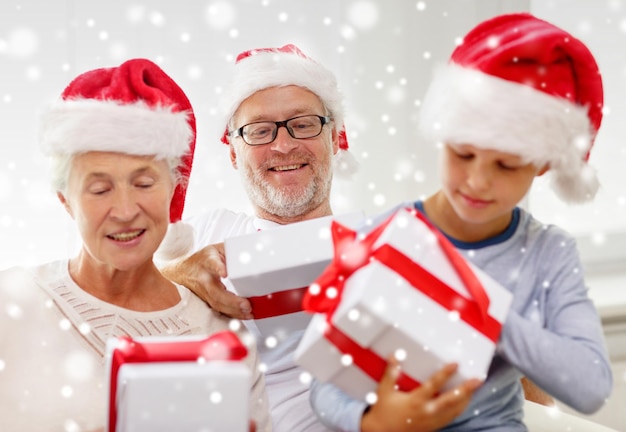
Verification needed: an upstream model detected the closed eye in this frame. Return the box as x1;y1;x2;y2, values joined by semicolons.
455;152;474;160
135;181;156;189
88;182;111;195
135;175;157;189
498;161;522;170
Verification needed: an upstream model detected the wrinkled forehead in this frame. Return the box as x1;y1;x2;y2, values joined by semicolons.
69;151;168;177
232;85;326;124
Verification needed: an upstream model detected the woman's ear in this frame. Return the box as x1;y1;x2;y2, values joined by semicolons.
57;192;74;218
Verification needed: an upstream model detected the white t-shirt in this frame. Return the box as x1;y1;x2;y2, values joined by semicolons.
187;208;331;432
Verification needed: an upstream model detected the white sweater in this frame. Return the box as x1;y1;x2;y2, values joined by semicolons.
0;259;271;432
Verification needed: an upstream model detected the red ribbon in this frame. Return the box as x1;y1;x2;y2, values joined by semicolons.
247;286;309;319
372;244;501;342
303;207;497;390
323;322;421;392
302;217;388;316
107;330;247;432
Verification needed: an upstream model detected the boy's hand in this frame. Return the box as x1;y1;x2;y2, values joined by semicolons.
361;358;482;432
161;242;253;320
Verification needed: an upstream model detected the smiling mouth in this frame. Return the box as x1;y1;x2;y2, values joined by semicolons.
462;194;492;206
270;164;305;172
107;229;145;242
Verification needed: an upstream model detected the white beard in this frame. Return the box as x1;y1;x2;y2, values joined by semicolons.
238;154;333;219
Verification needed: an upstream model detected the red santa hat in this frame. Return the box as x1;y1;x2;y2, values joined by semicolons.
418;13;604;203
220;44;358;177
39;58;196;259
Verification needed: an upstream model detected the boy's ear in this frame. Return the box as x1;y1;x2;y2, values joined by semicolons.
537;163;550;176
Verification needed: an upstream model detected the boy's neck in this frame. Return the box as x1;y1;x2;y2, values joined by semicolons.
422;191;514;244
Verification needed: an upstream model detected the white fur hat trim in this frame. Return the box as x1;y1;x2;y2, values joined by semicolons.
221;50;345;134
39;99;193;159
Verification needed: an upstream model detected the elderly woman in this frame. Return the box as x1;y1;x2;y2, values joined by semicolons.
0;58;270;431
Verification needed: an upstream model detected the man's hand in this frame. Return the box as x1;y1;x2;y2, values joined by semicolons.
361;358;482;432
161;243;253;320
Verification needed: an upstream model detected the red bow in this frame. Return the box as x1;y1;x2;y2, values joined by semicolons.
302;217;386;316
107;330;247;432
304;208;490;322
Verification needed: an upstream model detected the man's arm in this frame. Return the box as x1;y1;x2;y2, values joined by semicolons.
160;243;253;320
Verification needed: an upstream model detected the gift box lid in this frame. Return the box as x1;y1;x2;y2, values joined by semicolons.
224;212;365;293
369;208;513;321
304;207;513;325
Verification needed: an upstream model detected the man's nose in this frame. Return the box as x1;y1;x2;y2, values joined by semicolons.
269;125;299;153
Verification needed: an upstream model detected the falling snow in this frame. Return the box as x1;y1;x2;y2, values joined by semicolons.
209;391;223;404
1;1;625;430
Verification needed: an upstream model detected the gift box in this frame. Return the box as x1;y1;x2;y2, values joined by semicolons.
105;331;251;432
223;212;364;342
295;207;513;400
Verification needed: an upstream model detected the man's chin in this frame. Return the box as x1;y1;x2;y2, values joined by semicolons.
264;198;311;217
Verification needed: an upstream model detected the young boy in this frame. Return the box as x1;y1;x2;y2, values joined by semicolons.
309;12;613;431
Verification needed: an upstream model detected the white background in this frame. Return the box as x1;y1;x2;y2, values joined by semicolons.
1;1;625;428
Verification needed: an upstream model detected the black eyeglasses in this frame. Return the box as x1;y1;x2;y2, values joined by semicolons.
228;115;331;146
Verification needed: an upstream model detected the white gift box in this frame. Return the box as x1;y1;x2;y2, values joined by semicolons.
116;361;250;432
105;333;251;432
295;207;513;400
296;313;380;399
224;212;364;341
